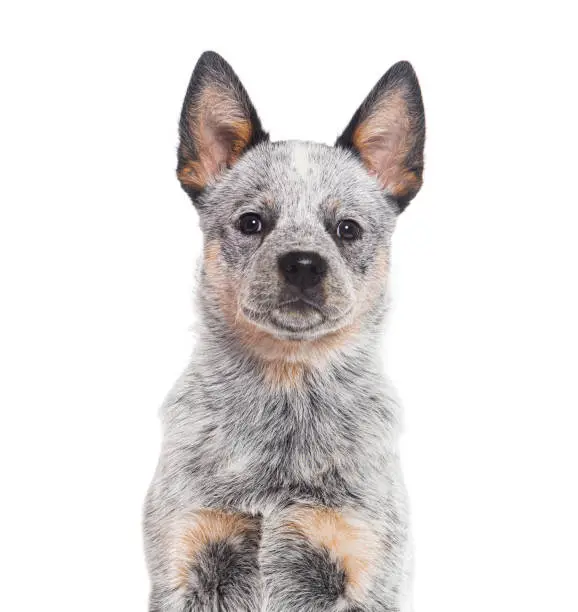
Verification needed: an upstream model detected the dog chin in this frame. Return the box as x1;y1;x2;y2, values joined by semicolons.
241;302;350;341
270;304;324;333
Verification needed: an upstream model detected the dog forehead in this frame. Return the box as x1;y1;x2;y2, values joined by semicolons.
233;140;376;211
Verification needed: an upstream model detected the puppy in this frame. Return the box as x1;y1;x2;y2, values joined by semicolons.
144;51;425;612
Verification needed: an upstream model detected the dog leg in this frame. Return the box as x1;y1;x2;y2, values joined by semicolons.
146;508;262;612
260;503;402;612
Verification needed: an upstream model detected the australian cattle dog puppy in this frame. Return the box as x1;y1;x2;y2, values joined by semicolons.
144;50;425;612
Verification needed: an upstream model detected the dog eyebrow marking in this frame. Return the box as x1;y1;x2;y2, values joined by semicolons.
283;506;380;602
325;198;341;212
232;192;275;211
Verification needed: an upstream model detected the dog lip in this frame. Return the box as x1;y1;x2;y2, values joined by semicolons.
269;318;322;333
240;303;324;332
240;303;354;340
276;297;322;312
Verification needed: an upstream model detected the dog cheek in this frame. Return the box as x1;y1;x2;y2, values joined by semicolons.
358;247;390;314
323;263;357;317
239;256;281;312
203;239;241;319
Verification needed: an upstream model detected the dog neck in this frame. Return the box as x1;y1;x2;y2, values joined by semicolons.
195;291;388;397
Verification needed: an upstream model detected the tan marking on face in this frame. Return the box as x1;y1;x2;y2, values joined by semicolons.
353;88;421;198
204;239;223;272
203;239;360;389
285;506;379;600
173;509;259;588
241;321;360;363
242;322;362;390
356;247;389;318
260;193;275;208
178;85;253;190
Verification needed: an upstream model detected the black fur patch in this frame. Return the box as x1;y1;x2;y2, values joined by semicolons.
184;537;261;611
263;539;347;609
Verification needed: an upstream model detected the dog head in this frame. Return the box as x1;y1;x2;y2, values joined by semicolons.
177;52;425;357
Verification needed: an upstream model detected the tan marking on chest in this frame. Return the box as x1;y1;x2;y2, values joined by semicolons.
263;360;305;389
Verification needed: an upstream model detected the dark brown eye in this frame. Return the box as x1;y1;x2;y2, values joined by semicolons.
336;219;362;241
239;213;263;235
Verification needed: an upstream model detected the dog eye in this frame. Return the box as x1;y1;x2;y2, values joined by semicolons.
239;213;263;235
336;219;362;241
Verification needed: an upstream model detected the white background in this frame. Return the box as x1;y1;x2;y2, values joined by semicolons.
1;1;577;610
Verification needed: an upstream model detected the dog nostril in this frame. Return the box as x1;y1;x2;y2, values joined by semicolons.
278;251;328;290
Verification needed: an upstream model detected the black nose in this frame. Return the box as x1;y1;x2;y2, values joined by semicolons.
278;251;328;290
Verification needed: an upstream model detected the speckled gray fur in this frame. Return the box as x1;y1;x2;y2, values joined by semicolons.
144;51;425;612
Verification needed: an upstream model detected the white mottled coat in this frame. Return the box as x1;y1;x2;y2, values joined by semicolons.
144;51;425;612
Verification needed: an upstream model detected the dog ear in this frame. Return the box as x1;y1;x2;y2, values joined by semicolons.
177;51;268;200
336;61;425;212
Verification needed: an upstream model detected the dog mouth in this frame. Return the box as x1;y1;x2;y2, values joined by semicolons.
270;299;324;332
241;298;352;339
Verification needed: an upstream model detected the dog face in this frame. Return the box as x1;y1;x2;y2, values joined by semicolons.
177;52;425;347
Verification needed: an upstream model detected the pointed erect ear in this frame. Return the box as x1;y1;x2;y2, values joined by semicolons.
177;51;269;200
336;61;425;212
